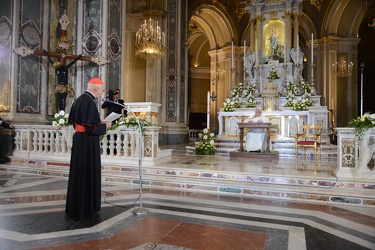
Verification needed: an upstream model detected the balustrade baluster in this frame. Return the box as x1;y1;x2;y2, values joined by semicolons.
11;125;160;162
123;132;129;157
50;131;56;153
32;130;38;152
130;132;136;157
60;130;67;154
55;131;62;153
115;131;122;157
43;131;50;153
108;133;115;156
101;135;109;156
14;130;21;150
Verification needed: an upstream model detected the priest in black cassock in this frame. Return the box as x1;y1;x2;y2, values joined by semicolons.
65;77;111;220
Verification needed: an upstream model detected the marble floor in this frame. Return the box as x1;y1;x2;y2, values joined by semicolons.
0;146;374;250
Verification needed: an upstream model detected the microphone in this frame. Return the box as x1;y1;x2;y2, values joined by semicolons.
102;98;126;108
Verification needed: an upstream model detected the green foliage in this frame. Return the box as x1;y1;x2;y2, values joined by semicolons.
348;113;375;141
284;80;313;110
266;67;280;80
109;116;154;138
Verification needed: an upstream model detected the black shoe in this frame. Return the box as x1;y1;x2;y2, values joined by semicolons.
2;156;10;162
0;159;6;164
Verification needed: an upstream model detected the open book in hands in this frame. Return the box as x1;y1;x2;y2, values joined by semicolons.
103;112;122;122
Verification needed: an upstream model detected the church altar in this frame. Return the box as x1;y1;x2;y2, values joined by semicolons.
217;106;330;141
124;102;161;125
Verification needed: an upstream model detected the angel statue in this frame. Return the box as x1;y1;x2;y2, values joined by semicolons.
290;48;304;77
245;51;256;82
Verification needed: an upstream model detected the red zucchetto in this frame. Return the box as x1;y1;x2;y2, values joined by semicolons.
88;77;104;84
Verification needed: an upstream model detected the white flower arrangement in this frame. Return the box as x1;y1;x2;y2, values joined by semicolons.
52;110;70;127
284;93;295;107
292;96;309;111
195;128;216;155
243;83;256;98
230;83;243;98
110;116;153;138
233;97;242;108
223;98;235;112
284;80;313;110
266;67;280;80
300;79;312;94
286;81;296;94
349;113;375;141
245;95;256;108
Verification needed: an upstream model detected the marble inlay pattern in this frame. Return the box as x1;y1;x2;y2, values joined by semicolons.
0;174;374;249
2;152;375;207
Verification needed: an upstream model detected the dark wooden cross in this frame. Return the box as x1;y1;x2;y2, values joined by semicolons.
14;11;107;111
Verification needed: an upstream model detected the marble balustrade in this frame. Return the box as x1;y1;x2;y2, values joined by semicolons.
12;125;169;166
335;127;375;179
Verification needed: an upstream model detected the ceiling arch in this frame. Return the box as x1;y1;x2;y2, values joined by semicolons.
322;0;369;37
188;5;235;68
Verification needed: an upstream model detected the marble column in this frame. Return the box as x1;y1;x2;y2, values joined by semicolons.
293;13;300;49
249;18;255;53
285;11;293;62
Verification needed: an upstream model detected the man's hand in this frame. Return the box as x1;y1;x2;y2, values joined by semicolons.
104;121;112;129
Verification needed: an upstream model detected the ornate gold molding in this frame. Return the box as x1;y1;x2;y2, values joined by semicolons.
270;11;277;18
285;11;293;18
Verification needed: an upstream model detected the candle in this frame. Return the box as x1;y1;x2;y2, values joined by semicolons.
255;39;258;65
311;33;314;64
244;40;246;81
232;41;234;69
331;98;334;110
207;91;210;129
284;39;286;62
296;35;299;64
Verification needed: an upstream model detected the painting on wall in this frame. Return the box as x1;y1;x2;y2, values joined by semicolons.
263;19;285;63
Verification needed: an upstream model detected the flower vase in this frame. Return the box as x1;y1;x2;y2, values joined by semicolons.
60;126;74;148
357;129;374;171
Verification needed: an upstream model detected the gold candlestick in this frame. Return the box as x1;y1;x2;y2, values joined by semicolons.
329;109;337;144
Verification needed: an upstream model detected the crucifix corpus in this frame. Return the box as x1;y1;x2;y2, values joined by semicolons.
14;11;108;111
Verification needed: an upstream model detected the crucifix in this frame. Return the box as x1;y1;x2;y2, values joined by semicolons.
14;11;107;111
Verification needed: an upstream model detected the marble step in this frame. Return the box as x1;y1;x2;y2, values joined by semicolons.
188;145;338;158
101;168;375;206
2;159;373;207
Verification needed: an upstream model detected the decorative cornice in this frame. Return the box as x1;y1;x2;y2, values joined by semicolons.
293;13;300;19
270;11;278;18
285;11;293;18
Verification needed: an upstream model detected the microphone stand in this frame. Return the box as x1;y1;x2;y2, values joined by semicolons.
102;99;149;216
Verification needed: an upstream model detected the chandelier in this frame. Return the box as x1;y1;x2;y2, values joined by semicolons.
333;55;353;77
135;18;166;60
